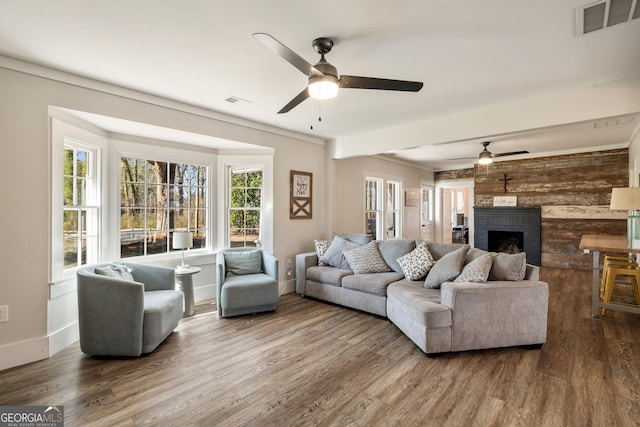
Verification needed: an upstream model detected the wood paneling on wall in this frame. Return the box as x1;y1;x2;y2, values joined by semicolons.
436;149;628;269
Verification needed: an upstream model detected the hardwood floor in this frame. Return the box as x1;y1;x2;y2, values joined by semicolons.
1;267;639;426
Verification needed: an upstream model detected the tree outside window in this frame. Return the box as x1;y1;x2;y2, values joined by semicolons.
63;145;99;269
120;157;208;258
229;168;262;247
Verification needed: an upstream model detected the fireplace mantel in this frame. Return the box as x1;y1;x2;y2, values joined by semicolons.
474;207;541;265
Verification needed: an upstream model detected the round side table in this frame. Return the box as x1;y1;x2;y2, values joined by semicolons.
175;266;201;317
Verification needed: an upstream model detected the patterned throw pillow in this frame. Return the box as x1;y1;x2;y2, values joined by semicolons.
314;239;331;266
343;241;391;274
454;253;494;282
396;241;435;281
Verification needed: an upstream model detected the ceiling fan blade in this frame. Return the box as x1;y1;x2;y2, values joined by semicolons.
339;75;423;92
253;33;323;77
493;151;529;158
278;87;310;114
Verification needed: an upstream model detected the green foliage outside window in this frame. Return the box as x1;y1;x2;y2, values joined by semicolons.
229;169;262;247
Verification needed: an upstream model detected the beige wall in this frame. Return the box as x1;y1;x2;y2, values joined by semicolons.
0;66;327;369
332;156;434;239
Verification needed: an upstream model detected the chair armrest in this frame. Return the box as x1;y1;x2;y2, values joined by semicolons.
216;251;226;314
127;263;176;291
262;250;279;281
295;252;318;295
77;271;145;356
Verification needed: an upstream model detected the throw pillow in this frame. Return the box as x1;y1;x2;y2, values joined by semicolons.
343;241;391;274
320;235;361;269
314;239;331;266
396;241;435;281
424;246;469;289
335;233;373;245
378;239;416;273
489;252;527;281
464;247;490;265
454;253;494;283
224;250;263;276
94;262;134;281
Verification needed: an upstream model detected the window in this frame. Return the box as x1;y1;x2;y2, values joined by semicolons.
365;177;382;239
120;157;208;258
228;167;262;247
63;143;99;269
365;176;402;240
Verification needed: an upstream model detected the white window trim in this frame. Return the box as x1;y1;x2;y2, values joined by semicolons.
218;155;273;252
111;139;215;262
364;173;403;240
50;118;108;284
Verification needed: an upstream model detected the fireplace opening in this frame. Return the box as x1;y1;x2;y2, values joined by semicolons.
488;230;524;254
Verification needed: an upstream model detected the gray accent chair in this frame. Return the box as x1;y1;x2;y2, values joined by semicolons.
77;263;184;356
216;248;279;317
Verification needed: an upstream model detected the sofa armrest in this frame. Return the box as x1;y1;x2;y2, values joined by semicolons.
296;252;318;295
524;264;540;281
440;280;549;351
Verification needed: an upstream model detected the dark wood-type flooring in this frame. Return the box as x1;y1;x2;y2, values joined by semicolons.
1;267;639;426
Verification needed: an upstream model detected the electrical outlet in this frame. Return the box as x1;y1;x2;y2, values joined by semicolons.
286;259;294;278
0;305;8;323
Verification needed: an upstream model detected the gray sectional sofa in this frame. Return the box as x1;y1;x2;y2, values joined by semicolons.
296;236;549;356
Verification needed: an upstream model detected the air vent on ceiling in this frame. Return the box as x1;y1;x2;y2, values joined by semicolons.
224;95;253;104
576;0;639;35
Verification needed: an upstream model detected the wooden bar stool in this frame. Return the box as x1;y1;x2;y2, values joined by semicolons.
602;264;640;314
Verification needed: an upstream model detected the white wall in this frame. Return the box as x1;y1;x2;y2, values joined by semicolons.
0;65;327;370
332;156;434;239
628;122;640;185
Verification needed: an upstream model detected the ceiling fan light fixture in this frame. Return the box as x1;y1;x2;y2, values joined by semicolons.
478;149;493;165
308;75;339;100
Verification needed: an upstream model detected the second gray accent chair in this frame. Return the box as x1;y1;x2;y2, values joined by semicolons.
77;262;183;357
216;247;279;317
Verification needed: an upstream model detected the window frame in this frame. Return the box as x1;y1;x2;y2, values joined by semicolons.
50;118;107;283
364;175;403;240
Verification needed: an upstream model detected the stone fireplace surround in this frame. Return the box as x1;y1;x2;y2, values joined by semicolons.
474;207;541;266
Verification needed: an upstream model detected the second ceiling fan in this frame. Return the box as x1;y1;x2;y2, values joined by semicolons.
253;33;424;114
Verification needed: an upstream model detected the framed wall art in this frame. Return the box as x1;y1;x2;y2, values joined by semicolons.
290;170;312;219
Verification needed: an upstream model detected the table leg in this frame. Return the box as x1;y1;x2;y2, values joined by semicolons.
592;249;601;318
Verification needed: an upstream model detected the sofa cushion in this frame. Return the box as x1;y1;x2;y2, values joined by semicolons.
306;266;353;286
387;280;451;328
425;246;469;289
454;252;493;283
343;241;391;274
378;239;416;273
314;239;331;266
224;250;263;276
320;235;361;269
342;271;405;296
427;242;470;261
489;252;527;281
94;263;134;281
464;247;491;265
396;241;435;281
335;233;373;245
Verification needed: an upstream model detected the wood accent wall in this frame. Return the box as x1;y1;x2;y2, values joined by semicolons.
435;149;629;269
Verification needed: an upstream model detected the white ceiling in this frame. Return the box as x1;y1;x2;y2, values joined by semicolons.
1;0;639;169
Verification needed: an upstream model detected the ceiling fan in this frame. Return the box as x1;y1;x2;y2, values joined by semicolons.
449;141;529;165
253;33;424;114
476;141;529;165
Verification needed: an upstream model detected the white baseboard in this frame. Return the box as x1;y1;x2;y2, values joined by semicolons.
283;278;296;294
0;336;49;372
194;283;215;303
49;321;79;357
